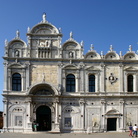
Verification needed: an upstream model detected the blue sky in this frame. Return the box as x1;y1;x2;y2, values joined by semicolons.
0;0;138;111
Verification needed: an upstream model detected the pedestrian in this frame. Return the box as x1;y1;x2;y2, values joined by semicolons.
133;124;138;137
129;124;133;137
33;122;37;132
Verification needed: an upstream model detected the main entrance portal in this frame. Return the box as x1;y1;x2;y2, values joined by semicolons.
36;106;51;131
107;118;117;131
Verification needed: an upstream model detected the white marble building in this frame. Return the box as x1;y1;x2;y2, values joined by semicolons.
2;13;138;133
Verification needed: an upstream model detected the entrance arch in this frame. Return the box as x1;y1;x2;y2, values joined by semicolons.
36;106;51;131
105;109;121;132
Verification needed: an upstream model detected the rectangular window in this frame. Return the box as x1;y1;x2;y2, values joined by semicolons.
64;117;71;127
15;116;22;126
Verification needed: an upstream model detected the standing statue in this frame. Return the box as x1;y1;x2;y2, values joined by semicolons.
119;51;122;56
42;13;46;22
15;50;20;57
70;31;73;39
16;30;20;38
90;44;94;51
5;39;8;46
110;45;113;51
69;52;73;58
27;27;31;33
59;28;62;33
129;45;132;52
80;40;84;47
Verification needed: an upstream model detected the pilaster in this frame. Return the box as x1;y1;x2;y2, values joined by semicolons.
119;64;124;92
100;63;105;92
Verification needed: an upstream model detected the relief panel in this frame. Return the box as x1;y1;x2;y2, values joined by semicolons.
105;66;119;92
31;65;58;86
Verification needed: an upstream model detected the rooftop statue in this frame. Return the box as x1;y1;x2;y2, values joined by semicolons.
5;39;8;47
90;44;94;51
42;13;46;22
16;30;20;38
80;40;84;47
119;51;122;56
59;28;62;33
129;45;132;52
110;45;113;51
70;31;73;39
27;27;31;33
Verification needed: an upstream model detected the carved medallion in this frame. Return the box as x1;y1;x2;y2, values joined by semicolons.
108;73;117;84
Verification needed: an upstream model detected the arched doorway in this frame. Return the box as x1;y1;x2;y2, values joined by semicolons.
105;109;121;131
36;106;51;131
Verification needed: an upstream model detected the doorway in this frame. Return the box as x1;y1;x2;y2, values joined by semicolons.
107;118;117;131
36;106;51;131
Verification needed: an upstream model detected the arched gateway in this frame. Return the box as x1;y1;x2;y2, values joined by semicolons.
29;83;59;132
36;106;51;131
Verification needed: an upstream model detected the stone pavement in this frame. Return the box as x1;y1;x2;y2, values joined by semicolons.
0;132;130;138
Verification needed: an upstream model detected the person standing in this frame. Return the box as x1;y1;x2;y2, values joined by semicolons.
129;125;133;137
133;124;138;137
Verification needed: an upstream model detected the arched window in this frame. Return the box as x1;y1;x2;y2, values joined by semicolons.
127;75;133;92
66;74;75;92
89;74;95;92
12;73;21;91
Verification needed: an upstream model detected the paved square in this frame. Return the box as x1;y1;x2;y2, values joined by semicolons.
0;132;130;138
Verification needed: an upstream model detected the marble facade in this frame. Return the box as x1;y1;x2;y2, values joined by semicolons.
2;14;138;133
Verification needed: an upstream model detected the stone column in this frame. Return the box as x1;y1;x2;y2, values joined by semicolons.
54;98;60;132
85;71;89;92
23;98;32;132
3;98;8;132
95;73;99;92
101;99;106;131
134;74;137;92
8;69;11;91
58;63;63;94
3;62;8;91
62;70;66;92
26;62;30;89
124;72;127;92
55;102;58;124
80;99;85;130
22;71;25;91
100;63;105;92
79;64;85;92
119;64;124;92
119;99;124;131
76;76;79;92
25;98;31;123
49;51;51;58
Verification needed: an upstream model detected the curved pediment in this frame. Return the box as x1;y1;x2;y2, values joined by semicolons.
123;52;136;60
62;40;81;50
8;39;27;49
85;51;101;59
63;106;80;114
28;82;59;96
105;51;119;60
106;109;120;115
30;23;59;35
